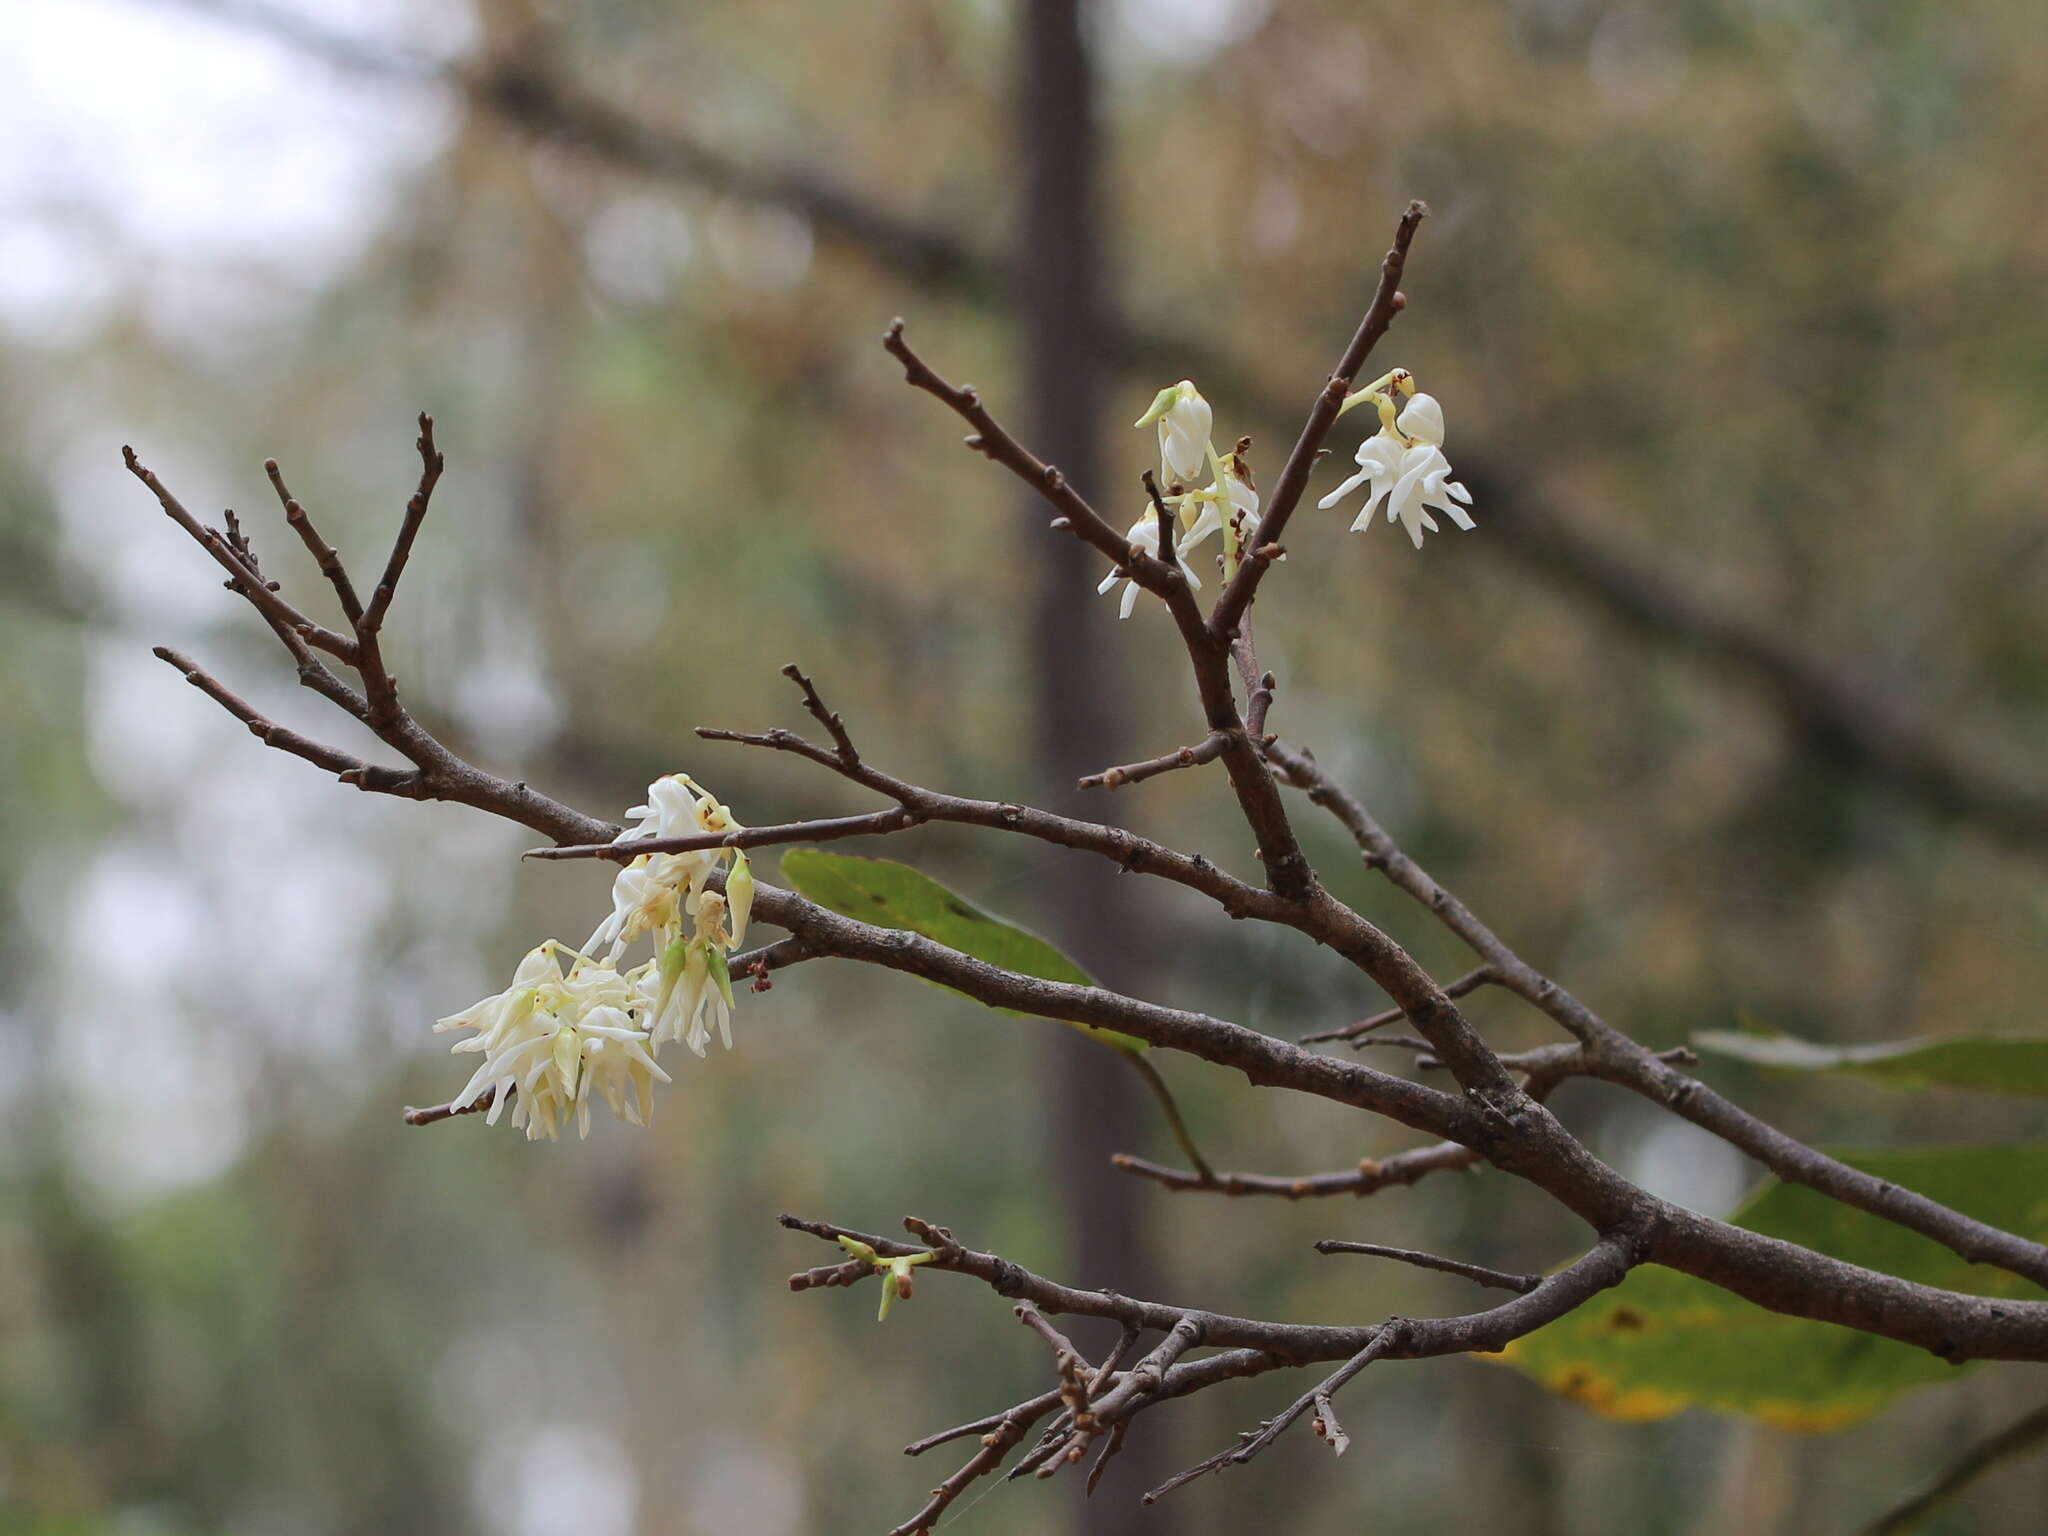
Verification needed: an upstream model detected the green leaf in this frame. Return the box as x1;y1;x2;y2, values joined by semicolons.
1500;1144;2048;1430
778;849;1146;1054
1694;1027;2048;1097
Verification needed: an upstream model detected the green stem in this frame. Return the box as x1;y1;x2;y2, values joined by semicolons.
1123;1051;1215;1183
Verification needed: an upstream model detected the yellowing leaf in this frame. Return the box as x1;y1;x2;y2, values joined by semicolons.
1501;1143;2048;1429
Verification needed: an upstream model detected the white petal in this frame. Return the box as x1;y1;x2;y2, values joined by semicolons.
1397;393;1445;446
1319;469;1369;510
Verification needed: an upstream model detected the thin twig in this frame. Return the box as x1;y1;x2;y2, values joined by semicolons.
266;456;365;628
1078;731;1227;791
1312;1241;1541;1294
1114;1141;1481;1200
526;807;921;861
403;1088;495;1126
1144;1325;1405;1504
886;1400;1050;1536
1302;965;1500;1045
1122;1052;1215;1183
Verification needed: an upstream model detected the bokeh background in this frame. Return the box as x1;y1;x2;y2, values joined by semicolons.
4;1;2047;1532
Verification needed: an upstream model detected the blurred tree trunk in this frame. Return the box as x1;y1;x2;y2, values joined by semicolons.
1016;0;1169;1523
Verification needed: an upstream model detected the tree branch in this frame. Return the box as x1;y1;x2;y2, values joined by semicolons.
1113;1140;1481;1200
162;0;2048;858
1267;735;2048;1291
1312;1241;1541;1294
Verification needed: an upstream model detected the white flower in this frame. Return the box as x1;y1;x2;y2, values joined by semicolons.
644;893;737;1055
1134;380;1213;484
438;945;670;1140
616;772;732;844
1096;513;1205;620
572;1003;670;1132
1318;391;1474;549
1318;432;1406;522
587;854;686;961
590;773;750;961
1381;444;1474;548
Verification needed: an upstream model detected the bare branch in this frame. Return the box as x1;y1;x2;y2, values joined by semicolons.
1303;965;1500;1045
1146;1327;1404;1504
151;646;416;791
402;1089;496;1127
124;445;357;659
525;807;922;862
903;1392;1064;1459
265;456;366;628
884;318;1133;566
1268;734;2048;1291
1078;730;1227;791
1312;1241;1541;1294
886;1399;1050;1536
779;661;860;763
1114;1140;1480;1201
1146;1236;1637;1504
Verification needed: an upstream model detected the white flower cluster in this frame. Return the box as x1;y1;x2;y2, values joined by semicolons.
434;773;757;1140
1100;380;1260;618
1103;368;1474;615
1317;369;1475;548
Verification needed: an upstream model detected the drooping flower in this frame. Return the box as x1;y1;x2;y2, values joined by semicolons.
587;855;686;962
1318;388;1474;549
1134;380;1214;484
1096;512;1206;620
645;892;737;1055
590;773;750;962
438;943;670;1140
436;773;757;1139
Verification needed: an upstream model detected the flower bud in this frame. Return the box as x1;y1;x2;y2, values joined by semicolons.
726;851;756;948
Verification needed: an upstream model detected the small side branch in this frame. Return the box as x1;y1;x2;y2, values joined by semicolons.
360;413;443;638
883;319;1130;566
1079;731;1227;791
1313;1241;1540;1295
526;807;922;862
1146;1325;1405;1503
152;646;420;793
1114;1140;1479;1201
887;1399;1051;1536
1145;1235;1639;1504
1302;965;1499;1045
403;1088;495;1126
